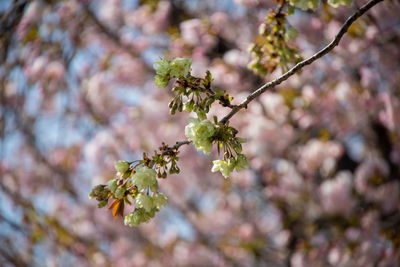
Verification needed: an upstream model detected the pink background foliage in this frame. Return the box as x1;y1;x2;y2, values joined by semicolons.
0;0;399;266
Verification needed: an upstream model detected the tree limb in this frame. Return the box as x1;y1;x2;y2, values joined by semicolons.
155;0;385;160
219;0;385;124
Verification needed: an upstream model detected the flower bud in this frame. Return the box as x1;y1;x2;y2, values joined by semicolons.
114;161;130;173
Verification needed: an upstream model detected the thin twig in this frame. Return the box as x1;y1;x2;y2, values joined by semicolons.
276;0;286;14
161;140;192;156
172;140;192;150
219;0;385;124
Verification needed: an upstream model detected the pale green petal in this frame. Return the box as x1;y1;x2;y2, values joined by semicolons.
153;58;170;76
133;166;157;191
211;160;231;178
153;193;167;209
170;57;192;78
136;193;153;212
155;74;170;88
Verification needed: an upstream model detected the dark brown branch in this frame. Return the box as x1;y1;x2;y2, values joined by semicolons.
172;140;191;150
0;0;29;63
159;140;192;156
219;0;385;124
0;0;29;34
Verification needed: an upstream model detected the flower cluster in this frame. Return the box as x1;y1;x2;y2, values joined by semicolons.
185;115;249;177
154;57;249;177
289;0;351;10
154;58;233;117
212;154;249;178
133;166;158;191
185;117;216;154
90;160;168;227
91;57;250;227
124;192;167;227
248;9;302;76
154;57;192;88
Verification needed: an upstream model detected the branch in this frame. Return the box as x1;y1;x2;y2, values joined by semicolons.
144;0;385;163
170;140;191;152
219;0;385;124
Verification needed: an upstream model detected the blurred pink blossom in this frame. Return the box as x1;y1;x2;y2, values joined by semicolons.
319;171;355;216
298;139;343;175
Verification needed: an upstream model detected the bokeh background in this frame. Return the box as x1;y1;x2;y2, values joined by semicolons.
1;0;400;266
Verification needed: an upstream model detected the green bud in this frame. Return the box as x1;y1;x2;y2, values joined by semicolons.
114;161;130;173
184;102;193;112
196;110;207;121
89;184;105;199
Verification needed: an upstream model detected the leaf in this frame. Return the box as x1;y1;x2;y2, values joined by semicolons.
107;179;118;194
155;75;170;88
109;199;125;220
97;200;108;208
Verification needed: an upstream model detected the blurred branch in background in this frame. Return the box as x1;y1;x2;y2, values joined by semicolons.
0;0;28;63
